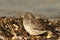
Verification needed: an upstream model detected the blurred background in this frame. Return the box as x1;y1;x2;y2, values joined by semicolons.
0;0;60;18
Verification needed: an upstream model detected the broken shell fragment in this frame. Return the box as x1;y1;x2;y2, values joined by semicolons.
47;31;54;38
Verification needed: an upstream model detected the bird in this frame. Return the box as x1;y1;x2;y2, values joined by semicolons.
22;12;47;35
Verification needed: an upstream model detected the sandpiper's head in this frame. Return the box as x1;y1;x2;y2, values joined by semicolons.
22;12;34;19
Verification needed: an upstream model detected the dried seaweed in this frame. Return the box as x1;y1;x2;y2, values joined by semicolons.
0;16;60;40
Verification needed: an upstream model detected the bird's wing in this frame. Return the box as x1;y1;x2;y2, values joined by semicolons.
29;19;46;31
